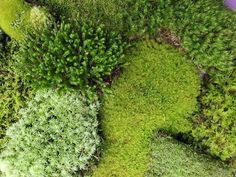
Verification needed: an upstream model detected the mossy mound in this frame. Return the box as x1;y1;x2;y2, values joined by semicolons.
0;0;49;40
0;0;30;39
92;41;200;176
148;133;233;177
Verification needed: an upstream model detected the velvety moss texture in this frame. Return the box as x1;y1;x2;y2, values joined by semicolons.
92;41;200;177
0;0;30;39
0;0;236;176
148;133;234;177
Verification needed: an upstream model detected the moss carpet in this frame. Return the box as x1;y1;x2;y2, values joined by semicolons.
92;41;200;177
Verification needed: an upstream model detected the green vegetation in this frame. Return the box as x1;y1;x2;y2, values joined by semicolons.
153;0;236;163
155;0;236;71
0;0;235;176
0;30;32;149
28;0;157;37
73;0;157;36
13;20;124;97
0;73;32;149
148;133;233;177
192;85;236;161
0;0;49;40
92;41;200;177
0;90;100;177
0;30;9;59
27;0;76;19
0;0;30;39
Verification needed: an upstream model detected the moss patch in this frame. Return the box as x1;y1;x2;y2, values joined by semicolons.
0;0;31;39
0;0;48;40
153;0;236;163
92;41;200;176
148;133;233;177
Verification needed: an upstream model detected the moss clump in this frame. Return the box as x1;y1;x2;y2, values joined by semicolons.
0;74;32;149
0;0;49;40
148;133;233;177
0;31;32;149
0;0;30;39
153;0;236;163
0;89;100;177
92;41;200;177
13;20;124;97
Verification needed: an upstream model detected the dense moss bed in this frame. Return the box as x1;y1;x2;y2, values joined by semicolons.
0;0;236;176
93;41;200;176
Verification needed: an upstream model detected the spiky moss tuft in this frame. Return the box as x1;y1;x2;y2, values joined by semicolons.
92;41;200;177
147;133;234;177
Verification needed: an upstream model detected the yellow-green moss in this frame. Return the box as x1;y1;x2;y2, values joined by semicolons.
0;0;31;39
0;0;49;40
92;41;200;177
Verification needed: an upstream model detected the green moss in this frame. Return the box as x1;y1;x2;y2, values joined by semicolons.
148;133;234;177
0;0;31;40
92;41;200;177
0;74;32;149
0;31;32;150
0;0;49;40
0;89;100;176
153;0;236;163
32;0;157;37
0;44;32;150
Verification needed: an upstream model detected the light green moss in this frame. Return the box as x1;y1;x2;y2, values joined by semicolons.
29;7;49;29
92;41;200;177
0;0;49;40
0;0;30;39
